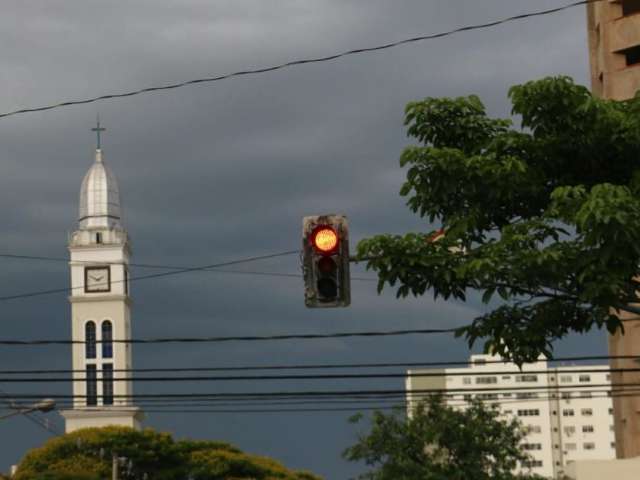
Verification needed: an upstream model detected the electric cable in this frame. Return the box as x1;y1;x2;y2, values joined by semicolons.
0;0;602;120
0;252;377;282
0;326;462;346
6;382;640;401
0;249;300;302
1;354;636;375
25;389;640;415
1;366;637;383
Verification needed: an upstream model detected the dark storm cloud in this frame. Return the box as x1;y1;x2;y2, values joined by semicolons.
0;1;605;477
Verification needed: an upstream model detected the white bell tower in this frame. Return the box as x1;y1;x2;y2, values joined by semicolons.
61;119;143;432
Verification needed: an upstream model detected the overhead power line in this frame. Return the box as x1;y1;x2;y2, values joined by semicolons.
50;387;640;409
0;249;299;302
49;389;640;414
0;326;461;346
6;382;640;401
44;388;640;414
1;354;636;375
0;0;600;120
1;366;637;383
0;252;377;282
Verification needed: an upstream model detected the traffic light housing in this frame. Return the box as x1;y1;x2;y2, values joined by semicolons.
302;215;350;308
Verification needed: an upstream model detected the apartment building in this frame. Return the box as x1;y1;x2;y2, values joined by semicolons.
406;355;615;479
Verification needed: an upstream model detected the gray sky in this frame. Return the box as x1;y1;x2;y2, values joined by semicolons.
0;1;605;478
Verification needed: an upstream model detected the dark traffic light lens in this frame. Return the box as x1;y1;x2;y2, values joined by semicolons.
317;278;338;298
317;256;337;274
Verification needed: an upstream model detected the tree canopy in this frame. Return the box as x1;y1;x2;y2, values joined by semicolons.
357;76;640;363
14;426;320;480
344;395;543;480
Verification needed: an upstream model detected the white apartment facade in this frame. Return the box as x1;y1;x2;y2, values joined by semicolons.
406;354;616;479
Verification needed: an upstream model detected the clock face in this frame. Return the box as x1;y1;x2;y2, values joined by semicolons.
85;266;111;292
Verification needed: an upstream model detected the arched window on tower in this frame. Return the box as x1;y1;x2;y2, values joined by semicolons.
85;321;96;359
102;320;113;358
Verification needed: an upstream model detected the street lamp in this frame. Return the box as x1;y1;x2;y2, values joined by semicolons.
0;398;56;420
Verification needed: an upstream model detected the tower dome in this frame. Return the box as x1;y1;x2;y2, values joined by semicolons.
78;149;123;229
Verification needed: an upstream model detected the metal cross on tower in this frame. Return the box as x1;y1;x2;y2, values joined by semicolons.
91;115;106;149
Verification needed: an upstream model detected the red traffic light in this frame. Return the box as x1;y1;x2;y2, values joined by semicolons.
311;226;339;254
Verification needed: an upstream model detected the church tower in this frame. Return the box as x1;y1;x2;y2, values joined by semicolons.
61;120;143;432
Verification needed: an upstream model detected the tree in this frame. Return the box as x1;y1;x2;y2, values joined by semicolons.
13;426;320;480
344;395;543;480
357;76;640;363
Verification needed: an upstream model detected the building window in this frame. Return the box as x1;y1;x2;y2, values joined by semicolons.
103;364;114;405
560;375;573;383
516;392;538;399
565;443;577;451
527;425;542;434
561;392;572;399
515;374;538;383
564;426;576;435
623;45;640;66
463;394;472;402
609;408;614;415
579;375;591;382
562;409;575;417
86;364;97;406
581;408;593;417
102;321;113;358
462;377;471;385
477;393;499;400
580;392;592;398
476;376;497;384
96;232;102;244
503;393;512;398
517;409;540;417
85;321;96;359
622;0;640;16
522;460;543;468
501;375;511;380
583;425;594;433
584;442;595;450
522;443;542;451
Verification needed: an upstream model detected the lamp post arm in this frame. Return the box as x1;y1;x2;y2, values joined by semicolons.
0;406;38;421
0;399;56;421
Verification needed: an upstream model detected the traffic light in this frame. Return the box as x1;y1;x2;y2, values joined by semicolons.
302;214;350;308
